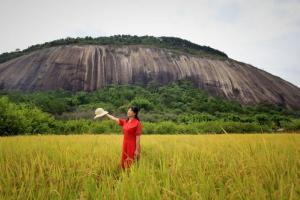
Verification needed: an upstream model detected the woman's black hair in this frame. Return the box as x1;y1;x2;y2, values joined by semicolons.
126;106;140;121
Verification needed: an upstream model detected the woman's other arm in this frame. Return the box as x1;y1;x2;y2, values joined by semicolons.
135;136;141;159
136;136;141;152
134;122;142;159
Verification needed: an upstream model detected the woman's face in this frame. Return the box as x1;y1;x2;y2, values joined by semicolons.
127;108;136;118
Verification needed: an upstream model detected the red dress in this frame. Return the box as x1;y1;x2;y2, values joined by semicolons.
118;118;142;169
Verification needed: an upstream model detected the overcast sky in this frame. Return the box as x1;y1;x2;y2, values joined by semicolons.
1;0;299;87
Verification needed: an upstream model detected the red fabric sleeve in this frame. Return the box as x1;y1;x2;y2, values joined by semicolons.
118;118;126;126
136;121;142;136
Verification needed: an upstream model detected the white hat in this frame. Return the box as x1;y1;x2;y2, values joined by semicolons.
94;108;108;119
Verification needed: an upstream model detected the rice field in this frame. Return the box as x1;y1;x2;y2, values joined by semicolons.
0;133;299;200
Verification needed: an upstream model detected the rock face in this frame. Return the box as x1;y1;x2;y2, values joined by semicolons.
0;44;300;110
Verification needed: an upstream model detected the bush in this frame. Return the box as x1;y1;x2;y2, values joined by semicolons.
254;114;272;126
281;119;300;131
142;122;157;134
130;97;153;111
20;104;55;133
89;123;108;134
62;119;90;134
177;124;199;134
0;96;55;135
155;121;177;134
177;113;216;123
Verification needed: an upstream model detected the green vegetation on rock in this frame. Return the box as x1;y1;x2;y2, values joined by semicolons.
0;35;228;64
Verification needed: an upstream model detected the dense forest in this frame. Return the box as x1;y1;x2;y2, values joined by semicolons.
0;35;228;64
0;79;299;136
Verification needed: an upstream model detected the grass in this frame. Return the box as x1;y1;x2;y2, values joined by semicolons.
0;133;299;199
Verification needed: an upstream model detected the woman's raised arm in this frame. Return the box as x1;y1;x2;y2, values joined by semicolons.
105;113;119;123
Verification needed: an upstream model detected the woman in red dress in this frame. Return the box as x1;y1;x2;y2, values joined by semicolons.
106;106;142;170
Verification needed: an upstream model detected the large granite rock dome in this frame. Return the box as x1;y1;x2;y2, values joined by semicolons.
0;44;299;110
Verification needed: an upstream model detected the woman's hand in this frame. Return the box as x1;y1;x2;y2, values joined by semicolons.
134;149;140;160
